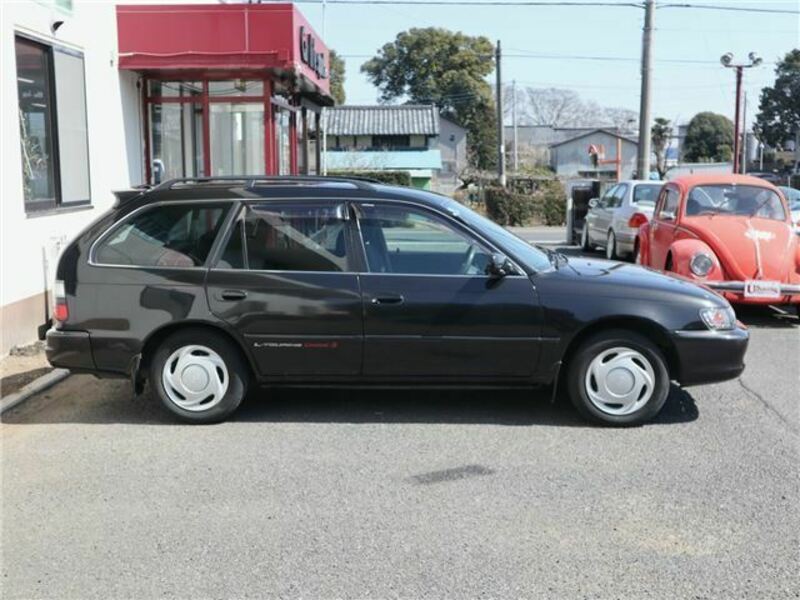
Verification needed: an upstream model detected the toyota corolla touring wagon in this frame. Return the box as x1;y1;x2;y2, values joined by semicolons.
46;177;749;425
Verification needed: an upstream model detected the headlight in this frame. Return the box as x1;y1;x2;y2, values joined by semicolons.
700;306;736;330
690;252;714;277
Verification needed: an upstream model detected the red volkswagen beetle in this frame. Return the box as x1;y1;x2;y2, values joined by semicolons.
637;174;800;312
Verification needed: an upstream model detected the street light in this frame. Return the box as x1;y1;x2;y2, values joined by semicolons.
720;52;762;174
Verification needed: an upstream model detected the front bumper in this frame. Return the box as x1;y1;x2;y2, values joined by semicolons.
672;326;749;386
45;328;95;371
704;281;800;296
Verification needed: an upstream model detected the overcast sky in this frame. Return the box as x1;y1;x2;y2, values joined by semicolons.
295;0;799;126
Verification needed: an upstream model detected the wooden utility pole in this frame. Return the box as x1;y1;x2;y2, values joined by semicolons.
636;0;655;179
496;40;506;186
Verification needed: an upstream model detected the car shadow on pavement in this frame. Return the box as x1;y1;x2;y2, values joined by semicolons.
234;384;698;428
735;305;798;329
2;380;697;428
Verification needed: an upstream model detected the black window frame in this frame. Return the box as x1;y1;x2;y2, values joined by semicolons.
15;33;91;214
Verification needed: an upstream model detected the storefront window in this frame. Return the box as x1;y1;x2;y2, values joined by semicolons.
16;37;56;210
275;107;291;176
15;35;91;212
208;80;263;97
210;103;265;176
148;81;201;97
307;111;319;175
297;109;307;175
149;102;204;183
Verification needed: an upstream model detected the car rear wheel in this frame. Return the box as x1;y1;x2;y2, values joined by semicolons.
581;223;592;251
566;329;670;426
605;230;619;260
150;328;249;424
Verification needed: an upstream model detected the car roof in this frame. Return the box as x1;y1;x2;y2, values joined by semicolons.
668;173;780;192
116;177;453;212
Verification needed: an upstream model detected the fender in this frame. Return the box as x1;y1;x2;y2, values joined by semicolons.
667;238;723;281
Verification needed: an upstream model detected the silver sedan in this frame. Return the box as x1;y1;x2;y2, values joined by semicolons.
581;180;663;260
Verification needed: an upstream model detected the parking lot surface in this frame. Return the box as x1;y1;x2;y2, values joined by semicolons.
2;251;798;599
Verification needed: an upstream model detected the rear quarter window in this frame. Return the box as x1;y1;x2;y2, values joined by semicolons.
93;203;229;267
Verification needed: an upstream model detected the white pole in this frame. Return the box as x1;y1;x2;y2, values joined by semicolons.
512;79;518;172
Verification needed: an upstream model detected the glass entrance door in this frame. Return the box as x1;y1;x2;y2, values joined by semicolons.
209;103;265;176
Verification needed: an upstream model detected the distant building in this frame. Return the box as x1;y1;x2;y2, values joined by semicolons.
549;129;639;180
324;105;448;189
438;115;468;190
504;125;638;170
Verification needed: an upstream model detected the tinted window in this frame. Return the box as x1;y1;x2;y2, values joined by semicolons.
359;205;490;275
219;203;350;272
686;185;786;221
95;204;228;267
599;185;618;208
633;184;661;205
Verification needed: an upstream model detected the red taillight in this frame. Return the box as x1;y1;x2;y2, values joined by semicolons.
52;280;68;323
628;212;648;228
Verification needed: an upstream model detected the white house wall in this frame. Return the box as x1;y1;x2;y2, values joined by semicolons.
1;0;142;354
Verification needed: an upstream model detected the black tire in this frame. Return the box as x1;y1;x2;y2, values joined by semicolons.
149;328;249;424
633;240;641;264
566;329;670;426
606;230;619;260
581;223;592;252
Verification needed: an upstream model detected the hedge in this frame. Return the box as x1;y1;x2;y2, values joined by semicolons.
328;170;412;187
484;178;566;226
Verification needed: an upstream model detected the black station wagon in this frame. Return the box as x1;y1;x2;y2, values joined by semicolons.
46;177;749;425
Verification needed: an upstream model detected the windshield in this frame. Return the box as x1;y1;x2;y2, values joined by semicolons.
632;184;662;206
779;187;800;210
440;198;552;272
685;184;786;221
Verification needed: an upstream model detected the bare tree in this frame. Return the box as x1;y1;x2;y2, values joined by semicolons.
602;107;639;133
523;88;587;127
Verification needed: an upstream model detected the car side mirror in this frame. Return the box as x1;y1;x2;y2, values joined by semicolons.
486;253;513;278
588;198;598;209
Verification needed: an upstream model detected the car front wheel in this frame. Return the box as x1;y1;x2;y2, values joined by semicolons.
566;329;670;426
150;328;249;424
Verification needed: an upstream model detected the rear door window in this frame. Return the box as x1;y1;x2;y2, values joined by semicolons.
94;203;229;267
633;184;661;206
218;202;351;272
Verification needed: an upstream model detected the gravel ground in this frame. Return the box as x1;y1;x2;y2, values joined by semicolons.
1;343;51;398
2;307;798;599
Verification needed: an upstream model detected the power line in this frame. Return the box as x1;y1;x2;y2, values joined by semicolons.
268;0;800;13
659;2;800;16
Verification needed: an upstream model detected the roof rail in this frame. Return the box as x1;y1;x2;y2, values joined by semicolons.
152;175;378;192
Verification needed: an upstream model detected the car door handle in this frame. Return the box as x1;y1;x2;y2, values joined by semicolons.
220;289;247;301
371;294;404;305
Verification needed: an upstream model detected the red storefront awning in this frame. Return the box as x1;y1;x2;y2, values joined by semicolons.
117;3;331;101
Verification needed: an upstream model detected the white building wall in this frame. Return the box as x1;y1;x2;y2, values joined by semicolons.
1;0;142;354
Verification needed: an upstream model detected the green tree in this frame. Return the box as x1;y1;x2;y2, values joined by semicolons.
651;117;673;179
683;112;734;162
328;49;346;105
361;28;497;169
754;49;800;148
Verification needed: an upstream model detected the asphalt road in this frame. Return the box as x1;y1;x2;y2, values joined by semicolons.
2;248;798;599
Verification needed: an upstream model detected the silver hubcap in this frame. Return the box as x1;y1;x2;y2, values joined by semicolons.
585;347;656;416
606;232;615;259
162;345;229;412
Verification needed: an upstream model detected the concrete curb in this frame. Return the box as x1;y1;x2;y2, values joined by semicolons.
1;369;70;415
